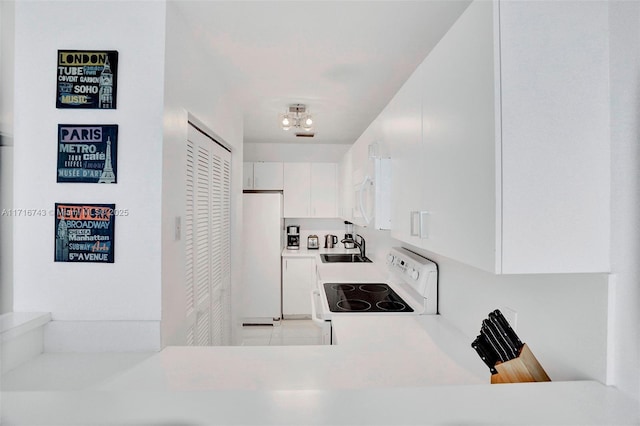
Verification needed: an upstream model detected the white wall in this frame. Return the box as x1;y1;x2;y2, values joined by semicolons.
353;222;610;383
161;2;245;346
284;218;345;248
13;1;166;351
609;0;640;400
0;0;14;315
421;246;609;383
244;142;348;163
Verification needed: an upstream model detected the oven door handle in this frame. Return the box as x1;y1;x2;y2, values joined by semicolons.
310;290;326;327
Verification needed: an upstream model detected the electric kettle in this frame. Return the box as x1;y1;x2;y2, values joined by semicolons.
324;234;338;249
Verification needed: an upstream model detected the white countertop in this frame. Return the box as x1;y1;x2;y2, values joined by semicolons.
4;315;638;424
7;252;634;424
95;316;485;392
282;246;360;258
332;315;488;380
5;383;638;425
283;245;389;283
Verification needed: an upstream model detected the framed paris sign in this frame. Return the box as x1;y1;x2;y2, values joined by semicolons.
57;124;118;183
56;50;118;109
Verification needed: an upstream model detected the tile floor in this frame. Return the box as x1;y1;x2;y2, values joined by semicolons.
241;319;322;346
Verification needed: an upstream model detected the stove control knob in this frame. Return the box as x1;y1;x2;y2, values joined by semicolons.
409;269;419;280
387;254;395;264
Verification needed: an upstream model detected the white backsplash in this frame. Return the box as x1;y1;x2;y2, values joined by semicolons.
284;218;347;249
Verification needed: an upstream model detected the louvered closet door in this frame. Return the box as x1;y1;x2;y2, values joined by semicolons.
185;123;231;346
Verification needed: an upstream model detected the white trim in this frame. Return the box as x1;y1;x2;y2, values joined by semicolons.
605;274;617;386
0;312;51;342
187;112;233;153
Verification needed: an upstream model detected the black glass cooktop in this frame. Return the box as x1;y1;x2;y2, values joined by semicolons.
323;283;414;313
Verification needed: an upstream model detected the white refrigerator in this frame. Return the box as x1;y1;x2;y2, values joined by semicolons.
242;192;283;324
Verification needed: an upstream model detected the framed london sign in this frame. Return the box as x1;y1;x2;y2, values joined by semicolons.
54;203;116;263
56;50;118;109
57;124;118;183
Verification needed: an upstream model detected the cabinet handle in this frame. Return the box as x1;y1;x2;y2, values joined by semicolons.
419;211;429;239
410;211;429;238
285;260;288;270
410;211;419;236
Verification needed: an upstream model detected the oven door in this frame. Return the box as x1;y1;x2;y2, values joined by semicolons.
310;289;331;345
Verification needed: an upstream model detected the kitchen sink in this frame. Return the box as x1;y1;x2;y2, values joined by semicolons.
320;254;372;263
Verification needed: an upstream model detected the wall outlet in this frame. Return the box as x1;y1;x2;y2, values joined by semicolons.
501;306;518;331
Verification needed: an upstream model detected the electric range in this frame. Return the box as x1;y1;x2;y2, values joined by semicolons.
323;283;414;313
311;247;438;344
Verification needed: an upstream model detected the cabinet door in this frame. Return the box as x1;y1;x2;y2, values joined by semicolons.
253;162;284;190
282;257;314;316
311;163;338;218
385;63;424;247
242;162;254;190
498;0;609;273
283;163;311;217
418;0;498;272
339;150;354;221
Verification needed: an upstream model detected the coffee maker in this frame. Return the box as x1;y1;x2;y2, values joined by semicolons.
343;221;355;249
286;225;300;250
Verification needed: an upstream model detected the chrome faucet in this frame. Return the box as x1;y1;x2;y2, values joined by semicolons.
341;234;366;258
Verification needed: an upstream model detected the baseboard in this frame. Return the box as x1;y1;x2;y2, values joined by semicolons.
282;314;311;320
242;317;281;326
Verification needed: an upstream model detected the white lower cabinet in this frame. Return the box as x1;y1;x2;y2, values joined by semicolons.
282;257;315;317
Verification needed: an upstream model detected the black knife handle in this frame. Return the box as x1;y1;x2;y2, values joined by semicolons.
484;318;516;361
488;313;518;360
492;309;523;350
472;335;498;374
481;321;509;363
477;333;499;367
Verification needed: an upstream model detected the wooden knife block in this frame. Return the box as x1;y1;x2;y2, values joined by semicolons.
491;344;551;384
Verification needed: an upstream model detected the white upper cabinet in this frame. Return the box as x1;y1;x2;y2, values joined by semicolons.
243;162;284;190
283;162;311;217
388;0;610;274
384;64;424;247
283;162;338;218
497;0;609;273
311;163;338;218
418;0;499;272
339;148;353;221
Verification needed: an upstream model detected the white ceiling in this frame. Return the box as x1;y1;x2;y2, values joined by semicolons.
175;1;471;145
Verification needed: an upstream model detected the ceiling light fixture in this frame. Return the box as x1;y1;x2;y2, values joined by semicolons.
280;104;313;131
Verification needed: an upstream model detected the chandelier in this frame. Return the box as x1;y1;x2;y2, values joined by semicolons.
280;104;313;131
